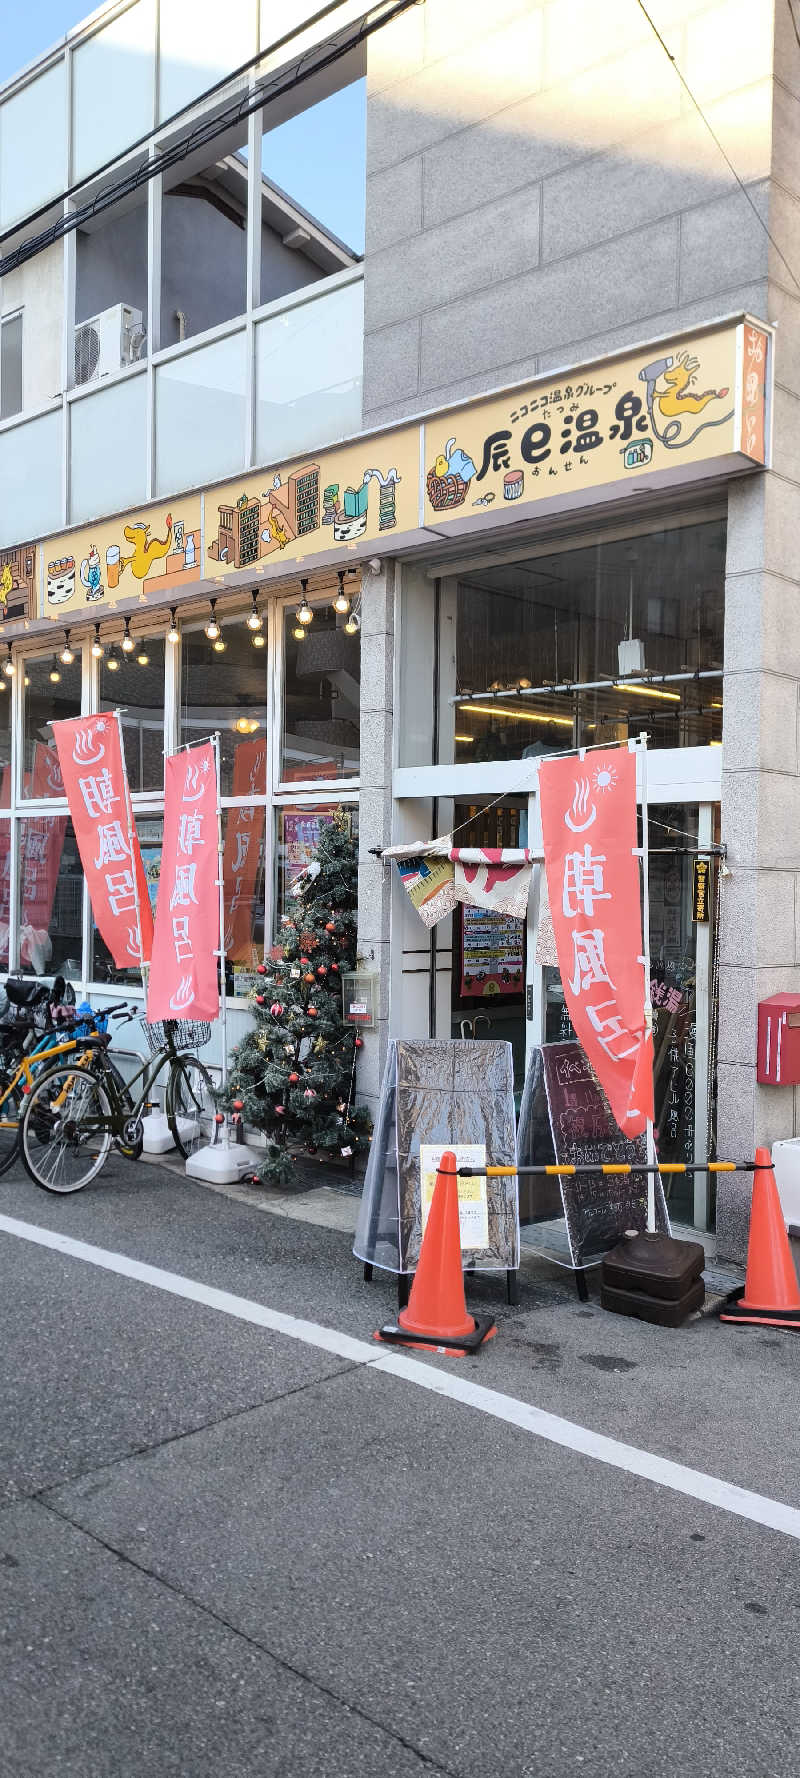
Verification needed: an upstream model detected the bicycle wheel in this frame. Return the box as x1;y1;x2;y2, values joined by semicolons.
21;1063;113;1193
166;1055;215;1160
0;1072;22;1176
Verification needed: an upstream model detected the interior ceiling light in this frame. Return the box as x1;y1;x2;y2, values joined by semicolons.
59;631;74;665
3;645;14;679
252;629;266;648
246;593;262;632
612;681;681;703
213;637;226;653
296;579;313;626
292;622;306;641
121;617;134;653
453;733;474;743
106;652;119;672
49;659;61;684
167;608;180;645
137;645;150;666
234;716;260;734
459;703;573;728
205;599;220;641
91;624;104;659
333;572;350;615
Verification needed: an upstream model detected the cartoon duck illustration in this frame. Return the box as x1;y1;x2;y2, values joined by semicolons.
120;514;173;580
0;563;12;609
656;352;729;419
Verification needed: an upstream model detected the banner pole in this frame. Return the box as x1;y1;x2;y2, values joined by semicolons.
212;731;228;1098
638;730;656;1232
114;708;147;992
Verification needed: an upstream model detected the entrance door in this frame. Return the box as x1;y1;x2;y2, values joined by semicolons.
450;800;528;1101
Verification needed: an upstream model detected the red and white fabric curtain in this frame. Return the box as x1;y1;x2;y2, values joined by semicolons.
385;840;537;924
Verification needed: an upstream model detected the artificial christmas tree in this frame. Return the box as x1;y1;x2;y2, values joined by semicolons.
224;809;371;1185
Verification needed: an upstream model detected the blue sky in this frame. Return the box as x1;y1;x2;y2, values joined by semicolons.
1;6;366;253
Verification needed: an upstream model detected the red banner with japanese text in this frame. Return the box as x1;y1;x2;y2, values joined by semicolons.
52;715;153;970
147;743;219;1022
222;737;266;961
538;748;653;1137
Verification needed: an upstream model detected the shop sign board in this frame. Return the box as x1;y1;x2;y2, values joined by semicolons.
422;320;769;526
42;496;202;619
18;316;769;626
692;858;710;923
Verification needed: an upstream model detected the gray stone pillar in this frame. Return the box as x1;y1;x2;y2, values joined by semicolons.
355;560;395;1124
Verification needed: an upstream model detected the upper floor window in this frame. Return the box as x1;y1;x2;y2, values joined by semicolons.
0;312;22;420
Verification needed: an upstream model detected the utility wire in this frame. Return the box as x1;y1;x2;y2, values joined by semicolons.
788;0;800;55
635;0;800;298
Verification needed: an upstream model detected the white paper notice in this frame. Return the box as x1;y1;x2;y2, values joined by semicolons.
420;1143;489;1250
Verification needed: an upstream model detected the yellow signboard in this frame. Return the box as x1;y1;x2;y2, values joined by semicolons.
204;427;419;578
43;495;203;619
422;321;768;525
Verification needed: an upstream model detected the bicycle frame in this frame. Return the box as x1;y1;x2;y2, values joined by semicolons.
94;1041;183;1134
0;1034;107;1132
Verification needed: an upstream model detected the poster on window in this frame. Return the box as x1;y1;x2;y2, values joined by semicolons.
280;807;348;911
52;714;153;971
147;743;220;1022
460;905;524;998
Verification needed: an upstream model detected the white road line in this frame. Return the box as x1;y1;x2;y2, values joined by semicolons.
2;1209;799;1542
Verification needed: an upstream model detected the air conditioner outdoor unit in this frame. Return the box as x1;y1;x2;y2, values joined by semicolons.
74;303;146;385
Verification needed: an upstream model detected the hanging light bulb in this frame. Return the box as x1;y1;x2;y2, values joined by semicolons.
213;637;226;653
49;658;61;684
137;644;149;666
333;571;350;616
106;651;119;673
166;607;180;645
205;599;220;641
121;617;134;654
344;611;360;636
252;629;265;649
292;622;306;642
3;645;14;679
91;624;103;659
59;631;74;665
297;579;313;626
246;593;262;632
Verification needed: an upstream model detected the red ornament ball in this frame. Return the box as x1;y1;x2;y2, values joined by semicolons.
288;1071;299;1084
330;962;339;973
299;955;310;966
275;1105;285;1115
325;922;335;933
308;1006;318;1018
270;1002;284;1016
257;963;267;976
214;1112;225;1125
355;1036;364;1048
255;994;265;1006
233;1099;244;1112
316;965;327;977
303;972;315;984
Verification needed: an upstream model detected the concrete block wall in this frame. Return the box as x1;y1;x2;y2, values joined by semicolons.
363;0;774;426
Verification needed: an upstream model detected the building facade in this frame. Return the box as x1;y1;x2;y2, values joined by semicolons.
0;0;797;1256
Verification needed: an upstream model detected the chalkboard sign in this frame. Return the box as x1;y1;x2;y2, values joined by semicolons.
517;1042;669;1265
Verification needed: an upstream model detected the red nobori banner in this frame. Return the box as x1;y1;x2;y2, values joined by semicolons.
222;737;266;961
147;743;220;1022
538;748;653;1138
52;715;153;970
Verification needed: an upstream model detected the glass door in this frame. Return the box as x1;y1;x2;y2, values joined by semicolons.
450;800;528;1103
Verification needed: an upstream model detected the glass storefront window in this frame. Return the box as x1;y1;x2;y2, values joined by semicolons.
222;804;266;998
22;654;82;800
445;516;725;764
17;817;82;979
275;803;357;932
91;815;163;987
180;625;267;797
282;603;360;782
99;639;166;793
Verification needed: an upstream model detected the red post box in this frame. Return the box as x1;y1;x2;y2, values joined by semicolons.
757;994;800;1084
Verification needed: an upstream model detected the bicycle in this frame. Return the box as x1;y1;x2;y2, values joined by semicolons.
0;994;133;1179
18;1015;215;1194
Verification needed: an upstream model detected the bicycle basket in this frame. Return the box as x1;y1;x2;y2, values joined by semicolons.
140;1018;212;1054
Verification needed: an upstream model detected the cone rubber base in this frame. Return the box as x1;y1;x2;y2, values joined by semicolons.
720;1287;800;1329
375;1316;496;1355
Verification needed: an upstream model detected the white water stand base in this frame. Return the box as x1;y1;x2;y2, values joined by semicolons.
142;1112;176;1155
185;1133;260;1183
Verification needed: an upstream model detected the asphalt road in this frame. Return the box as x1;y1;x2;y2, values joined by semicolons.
1;1157;799;1778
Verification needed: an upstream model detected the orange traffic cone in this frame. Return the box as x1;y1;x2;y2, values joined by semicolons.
720;1147;800;1329
376;1151;496;1354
